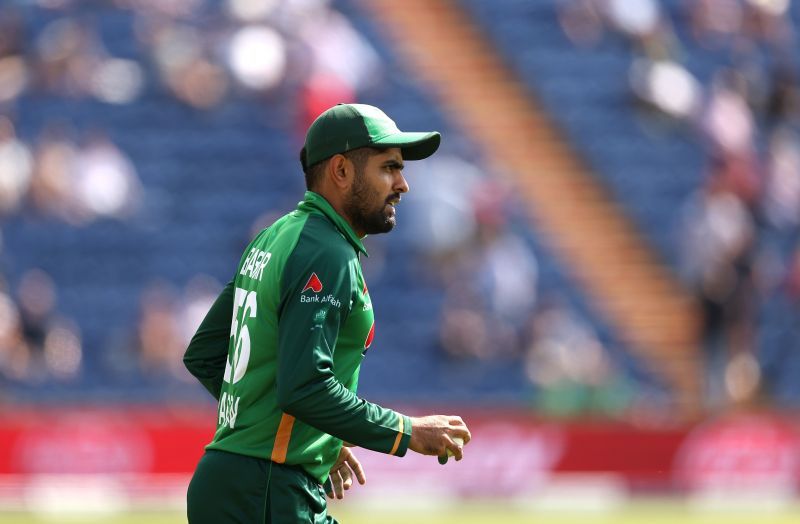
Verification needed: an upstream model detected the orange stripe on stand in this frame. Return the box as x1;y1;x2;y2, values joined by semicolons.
389;416;404;456
271;413;296;463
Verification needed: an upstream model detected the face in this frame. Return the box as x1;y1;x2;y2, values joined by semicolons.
343;147;409;237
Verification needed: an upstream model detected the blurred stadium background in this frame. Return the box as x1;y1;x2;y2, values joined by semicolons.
1;0;800;522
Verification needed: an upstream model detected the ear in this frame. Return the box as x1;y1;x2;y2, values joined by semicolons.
327;154;352;190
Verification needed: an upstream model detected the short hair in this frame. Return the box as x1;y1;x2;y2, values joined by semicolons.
300;146;383;190
300;146;324;190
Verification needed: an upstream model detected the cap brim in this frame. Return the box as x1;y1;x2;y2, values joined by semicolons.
373;131;441;161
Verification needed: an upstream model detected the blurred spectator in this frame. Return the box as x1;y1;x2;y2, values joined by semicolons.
227;25;287;92
179;275;222;350
438;181;538;361
293;4;378;131
0;6;24;58
0;267;82;383
604;0;661;40
703;70;756;156
172;58;228;109
557;0;605;48
0;286;34;382
763;127;800;229
225;0;282;23
0;6;28;106
17;268;82;381
300;72;356;138
765;63;799;124
297;6;380;94
135;281;185;379
524;298;634;418
30;126;143;224
724;349;762;406
144;20;228;108
0;116;33;216
688;0;743;48
73;131;142;221
629;58;701;121
31;8;146;104
401;154;483;258
89;57;145;104
439;297;490;360
680;179;758;409
701;69;762;206
33;17;103;98
28;123;79;222
129;276;221;383
740;0;794;50
404;159;540;362
0;56;28;106
41;318;82;381
470;186;539;331
605;0;679;60
560;0;679;59
17;269;57;357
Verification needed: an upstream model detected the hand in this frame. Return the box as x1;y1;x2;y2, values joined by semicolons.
325;446;366;500
408;415;471;461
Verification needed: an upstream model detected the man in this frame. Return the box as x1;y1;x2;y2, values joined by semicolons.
184;103;472;523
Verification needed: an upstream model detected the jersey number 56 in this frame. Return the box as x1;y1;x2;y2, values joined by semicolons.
224;287;258;384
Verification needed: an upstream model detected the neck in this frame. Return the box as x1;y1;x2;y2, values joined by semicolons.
313;188;365;238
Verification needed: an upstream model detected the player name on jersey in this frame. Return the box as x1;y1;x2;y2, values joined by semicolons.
240;248;271;282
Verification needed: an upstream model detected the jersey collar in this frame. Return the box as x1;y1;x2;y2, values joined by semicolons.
299;191;369;257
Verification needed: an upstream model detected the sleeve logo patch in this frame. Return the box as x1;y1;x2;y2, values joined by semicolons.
302;272;323;293
299;272;340;307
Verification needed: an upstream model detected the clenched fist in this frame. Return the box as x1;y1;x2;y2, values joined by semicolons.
408;415;471;461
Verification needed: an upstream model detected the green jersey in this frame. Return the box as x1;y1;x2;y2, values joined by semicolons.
184;191;412;483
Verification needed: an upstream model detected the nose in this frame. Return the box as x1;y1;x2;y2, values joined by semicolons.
394;172;409;194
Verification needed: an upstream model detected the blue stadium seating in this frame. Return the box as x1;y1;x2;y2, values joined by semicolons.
458;0;800;405
0;0;719;407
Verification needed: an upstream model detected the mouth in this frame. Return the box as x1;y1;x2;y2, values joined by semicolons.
386;195;401;208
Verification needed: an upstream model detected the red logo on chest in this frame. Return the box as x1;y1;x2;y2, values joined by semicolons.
302;273;323;293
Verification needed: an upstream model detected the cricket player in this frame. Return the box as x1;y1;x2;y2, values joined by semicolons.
184;103;472;523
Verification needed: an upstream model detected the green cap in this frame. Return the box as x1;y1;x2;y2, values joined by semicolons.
302;103;441;169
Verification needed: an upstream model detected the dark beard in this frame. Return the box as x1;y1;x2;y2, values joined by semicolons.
344;171;396;235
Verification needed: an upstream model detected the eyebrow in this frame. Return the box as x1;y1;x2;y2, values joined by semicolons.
383;159;404;170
